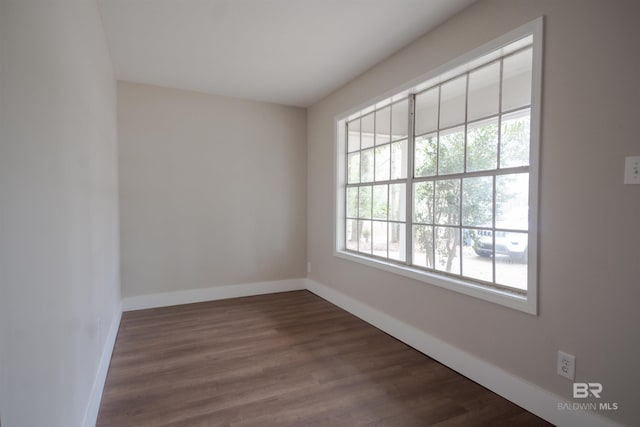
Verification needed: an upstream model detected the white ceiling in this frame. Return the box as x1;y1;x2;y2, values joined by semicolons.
98;0;476;107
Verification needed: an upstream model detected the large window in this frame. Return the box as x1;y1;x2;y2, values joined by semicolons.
336;19;542;314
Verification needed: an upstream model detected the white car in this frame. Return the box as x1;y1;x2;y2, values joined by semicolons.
474;231;528;263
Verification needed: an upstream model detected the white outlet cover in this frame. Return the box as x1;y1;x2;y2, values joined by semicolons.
624;156;640;184
558;351;576;380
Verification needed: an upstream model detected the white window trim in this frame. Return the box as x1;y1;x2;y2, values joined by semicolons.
334;17;543;315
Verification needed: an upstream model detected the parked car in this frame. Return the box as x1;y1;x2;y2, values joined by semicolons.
473;231;528;263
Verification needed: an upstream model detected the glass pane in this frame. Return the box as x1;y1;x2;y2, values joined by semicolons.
390;139;408;180
467;118;498;172
361;112;375;149
434;226;460;274
358;185;372;219
462;176;493;227
413;225;433;268
375;106;391;145
500;109;530;168
372;185;388;220
468;62;500;121
391;100;408;141
372;221;388;258
502;48;532;111
361;148;374;183
358;220;372;254
495;231;528;290
438;127;464;175
413;181;433;224
388;222;406;262
347;119;360;153
414;133;437;178
375;144;390;182
389;183;406;221
440;76;466;128
463;228;493;282
496;173;528;230
346;219;358;251
415;88;438;136
435;179;460;225
347;152;360;184
346;187;358;218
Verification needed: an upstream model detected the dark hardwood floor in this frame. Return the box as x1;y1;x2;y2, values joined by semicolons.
97;290;553;426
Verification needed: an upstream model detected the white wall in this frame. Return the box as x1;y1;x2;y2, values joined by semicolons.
0;1;120;426
307;1;640;425
118;82;307;298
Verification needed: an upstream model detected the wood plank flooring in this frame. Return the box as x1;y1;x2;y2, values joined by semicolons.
96;290;553;426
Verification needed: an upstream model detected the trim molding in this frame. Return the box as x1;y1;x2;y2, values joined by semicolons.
82;304;122;427
305;279;622;427
122;278;306;312
86;278;622;427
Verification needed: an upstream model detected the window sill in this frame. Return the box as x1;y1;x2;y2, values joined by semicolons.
334;249;537;315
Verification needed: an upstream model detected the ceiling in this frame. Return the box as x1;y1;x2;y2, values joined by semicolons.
98;0;476;107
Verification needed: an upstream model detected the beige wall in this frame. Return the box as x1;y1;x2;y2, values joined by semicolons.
118;82;307;297
0;1;120;426
307;1;640;425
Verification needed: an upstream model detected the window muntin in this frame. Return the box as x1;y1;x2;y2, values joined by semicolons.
337;21;541;313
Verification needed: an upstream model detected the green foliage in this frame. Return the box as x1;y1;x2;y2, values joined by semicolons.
501;114;530;167
412;113;529;273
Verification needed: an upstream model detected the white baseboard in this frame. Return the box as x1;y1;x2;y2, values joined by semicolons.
87;278;623;427
305;279;623;427
122;278;306;312
82;304;122;427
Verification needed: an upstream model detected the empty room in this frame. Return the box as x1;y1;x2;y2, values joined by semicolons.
1;0;639;426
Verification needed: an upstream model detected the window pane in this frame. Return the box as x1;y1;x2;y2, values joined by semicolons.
389;183;406;221
390;139;408;179
361;148;374;182
375;106;391;145
346;187;358;218
462;176;493;227
413;225;433;268
463;228;493;282
435;226;460;274
495;231;528;290
440;76;466;128
467;118;498;172
496;173;528;230
435;179;460;225
361;112;375;149
391;100;408;141
358;185;372;219
347;119;360;152
346;219;358;251
372;221;388;258
388;222;406;262
375;144;390;181
415;88;438;136
413;181;433;224
414;133;437;178
347;152;360;184
438;127;464;175
468;62;500;121
502;48;532;111
500;109;530;168
358;220;372;254
372;184;388;220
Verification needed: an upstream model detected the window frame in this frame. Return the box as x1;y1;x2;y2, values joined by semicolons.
334;18;543;315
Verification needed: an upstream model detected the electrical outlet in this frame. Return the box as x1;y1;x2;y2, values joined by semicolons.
624;156;640;184
558;351;575;380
